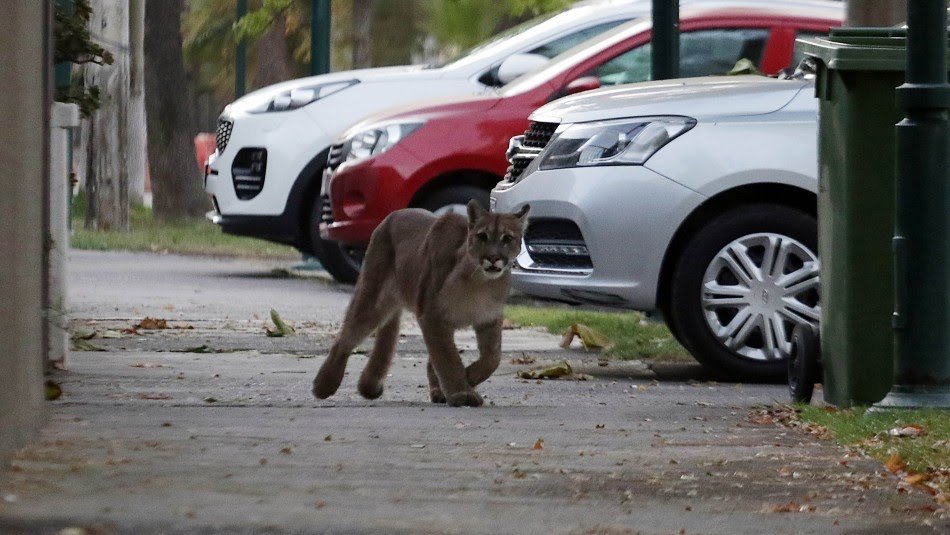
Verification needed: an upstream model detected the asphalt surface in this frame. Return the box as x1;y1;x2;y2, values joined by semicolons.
0;250;945;534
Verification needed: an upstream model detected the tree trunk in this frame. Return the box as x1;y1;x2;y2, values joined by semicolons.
143;0;207;221
128;0;147;205
846;0;908;27
254;12;296;89
84;0;130;231
352;0;375;68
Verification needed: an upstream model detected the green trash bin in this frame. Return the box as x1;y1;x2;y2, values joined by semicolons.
797;28;949;407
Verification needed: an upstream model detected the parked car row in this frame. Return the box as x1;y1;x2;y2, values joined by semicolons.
205;0;843;379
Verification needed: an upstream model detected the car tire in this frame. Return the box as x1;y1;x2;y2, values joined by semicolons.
787;324;820;403
418;185;490;216
308;195;362;284
668;204;819;381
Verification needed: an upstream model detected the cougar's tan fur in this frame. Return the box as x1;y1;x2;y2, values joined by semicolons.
312;200;529;407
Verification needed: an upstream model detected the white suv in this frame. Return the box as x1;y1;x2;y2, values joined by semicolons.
204;0;671;270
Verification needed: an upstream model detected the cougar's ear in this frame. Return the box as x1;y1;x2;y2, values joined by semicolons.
515;204;530;230
467;199;487;227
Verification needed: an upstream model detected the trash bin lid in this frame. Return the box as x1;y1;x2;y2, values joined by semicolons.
797;27;950;71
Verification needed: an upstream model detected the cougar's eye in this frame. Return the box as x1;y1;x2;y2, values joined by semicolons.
476;232;489;242
501;234;513;244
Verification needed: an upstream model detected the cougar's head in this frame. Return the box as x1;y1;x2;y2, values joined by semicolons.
466;200;530;280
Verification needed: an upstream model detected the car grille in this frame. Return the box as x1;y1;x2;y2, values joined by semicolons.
504;121;558;183
326;142;346;171
216;118;234;154
320;191;333;225
523;121;558;149
523;218;592;269
231;148;267;200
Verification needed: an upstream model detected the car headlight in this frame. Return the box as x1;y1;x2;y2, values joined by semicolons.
342;121;425;164
251;80;358;113
538;116;696;170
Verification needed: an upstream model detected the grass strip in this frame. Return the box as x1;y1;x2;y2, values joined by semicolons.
504;304;689;361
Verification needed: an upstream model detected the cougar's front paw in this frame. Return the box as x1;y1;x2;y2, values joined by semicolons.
430;387;446;404
446;390;483;408
313;363;345;400
357;377;384;400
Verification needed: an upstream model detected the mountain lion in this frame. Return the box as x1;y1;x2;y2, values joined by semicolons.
312;200;529;407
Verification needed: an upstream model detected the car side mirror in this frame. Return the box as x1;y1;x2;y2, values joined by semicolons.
496;53;549;84
564;76;602;96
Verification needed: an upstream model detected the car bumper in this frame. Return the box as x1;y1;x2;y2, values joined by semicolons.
319;147;419;246
491;165;704;310
204;110;331;218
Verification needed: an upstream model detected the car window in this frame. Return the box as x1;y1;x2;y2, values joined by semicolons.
529;20;632;59
791;30;830;69
593;28;771;86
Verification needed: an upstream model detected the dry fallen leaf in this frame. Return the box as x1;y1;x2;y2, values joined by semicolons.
72;339;107;352
511;354;536;365
516;361;573;380
121;327;142;335
904;473;929;485
888;424;926;437
137;317;168;330
71;330;96;340
501;318;517;330
266;309;296;337
324;435;332;442
45;380;62;401
559;323;613;350
533;438;544;450
885;453;908;473
138;393;172;400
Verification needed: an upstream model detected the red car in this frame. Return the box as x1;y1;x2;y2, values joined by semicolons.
319;1;841;282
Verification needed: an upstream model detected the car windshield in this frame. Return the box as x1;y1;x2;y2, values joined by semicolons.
434;8;572;69
500;17;652;97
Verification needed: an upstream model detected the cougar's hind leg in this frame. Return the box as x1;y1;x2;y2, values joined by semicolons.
427;361;445;403
357;311;401;400
313;220;399;400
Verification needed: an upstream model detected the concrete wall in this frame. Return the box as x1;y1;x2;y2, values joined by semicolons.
0;1;49;462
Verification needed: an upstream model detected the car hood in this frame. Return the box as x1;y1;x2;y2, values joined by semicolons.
224;65;440;115
531;76;809;124
338;94;502;140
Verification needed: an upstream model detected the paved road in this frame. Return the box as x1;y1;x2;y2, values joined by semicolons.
0;251;944;534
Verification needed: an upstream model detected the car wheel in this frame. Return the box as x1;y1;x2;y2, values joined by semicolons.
787;324;820;403
308;195;363;284
418;185;490;216
669;204;819;380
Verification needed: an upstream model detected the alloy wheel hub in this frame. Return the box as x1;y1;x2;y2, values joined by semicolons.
701;233;820;362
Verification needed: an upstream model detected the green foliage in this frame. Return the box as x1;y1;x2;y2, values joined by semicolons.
70;192;298;259
183;0;570;100
234;0;298;42
797;405;950;492
506;0;572;16
54;0;114;116
505;305;690;360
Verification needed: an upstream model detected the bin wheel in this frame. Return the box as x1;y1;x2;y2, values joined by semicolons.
788;324;819;403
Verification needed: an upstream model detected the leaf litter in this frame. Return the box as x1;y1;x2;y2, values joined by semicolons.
265;309;296;337
516;360;588;381
559;323;613;351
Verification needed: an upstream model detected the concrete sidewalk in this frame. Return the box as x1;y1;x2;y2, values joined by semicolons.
0;251;944;534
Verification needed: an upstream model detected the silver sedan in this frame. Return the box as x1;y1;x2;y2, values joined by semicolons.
492;75;820;380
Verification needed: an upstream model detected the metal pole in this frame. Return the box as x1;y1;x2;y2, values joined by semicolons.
235;0;247;97
311;0;331;75
876;0;950;409
651;0;679;80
